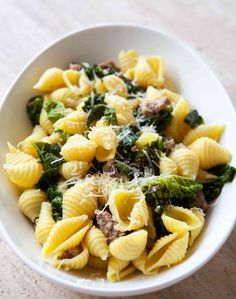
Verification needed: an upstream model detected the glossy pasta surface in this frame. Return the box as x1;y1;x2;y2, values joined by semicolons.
3;49;235;282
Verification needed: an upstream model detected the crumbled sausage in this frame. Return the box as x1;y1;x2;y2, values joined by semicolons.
99;60;120;72
69;62;82;71
141;97;171;117
60;245;81;259
165;137;175;155
194;191;208;212
96;210;126;244
103;159;116;175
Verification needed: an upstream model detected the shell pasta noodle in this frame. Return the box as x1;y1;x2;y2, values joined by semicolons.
3;48;235;282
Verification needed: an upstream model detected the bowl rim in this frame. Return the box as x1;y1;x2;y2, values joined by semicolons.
0;23;235;296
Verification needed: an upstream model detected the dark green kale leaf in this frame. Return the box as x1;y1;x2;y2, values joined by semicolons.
120;76;145;95
81;63;115;80
117;125;141;159
44;101;67;123
184;109;204;128
86;104;107;126
202;164;236;202
103;107;117;125
82;93;105;113
46;185;63;221
114;160;141;179
26;96;44;126
136;106;173;133
34;142;64;190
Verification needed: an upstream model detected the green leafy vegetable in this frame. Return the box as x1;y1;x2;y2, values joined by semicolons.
117;125;141;159
44;101;67;123
184;109;204;128
82;93;105;113
26;96;43;126
86;103;117;127
136;106;173;133
86;104;107;126
46;185;63;221
81;63;115;80
103;107;117;125
203;164;236;202
34;142;64;190
120;76;145;95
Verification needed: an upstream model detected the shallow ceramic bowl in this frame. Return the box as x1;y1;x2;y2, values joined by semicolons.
0;25;235;297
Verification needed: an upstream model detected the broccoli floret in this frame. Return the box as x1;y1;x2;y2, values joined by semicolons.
46;185;63;221
26;96;43;126
103;107;117;125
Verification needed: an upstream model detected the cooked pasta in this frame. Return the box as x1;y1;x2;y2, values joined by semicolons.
35;202;55;245
170;147;199;179
189;137;231;169
61;134;97;162
107;256;136;282
84;227;109;260
63;181;98;219
4;49;235;282
18;189;47;222
109;188;149;231
4;150;43;188
109;230;148;261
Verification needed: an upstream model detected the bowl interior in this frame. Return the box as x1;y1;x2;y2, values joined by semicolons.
0;25;235;296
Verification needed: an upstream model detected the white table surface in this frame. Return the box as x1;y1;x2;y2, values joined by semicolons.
0;0;235;298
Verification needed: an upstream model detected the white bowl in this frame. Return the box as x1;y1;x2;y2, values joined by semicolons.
0;24;235;297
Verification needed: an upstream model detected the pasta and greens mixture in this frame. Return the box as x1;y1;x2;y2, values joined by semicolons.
3;49;236;282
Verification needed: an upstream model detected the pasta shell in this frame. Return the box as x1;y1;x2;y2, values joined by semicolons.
42;215;89;257
183;124;225;146
103;75;128;98
33;68;65;92
109;188;149;231
62;69;80;87
35;202;55;245
39;108;54;134
63;181;98;219
135;132;159;149
53;242;89;271
54;110;87;134
94;78;107;93
59;161;90;180
161;205;202;233
61;134;97;162
159;155;178;175
50;87;81;109
105;94;136;125
134;56;156;87
84;227;109;260
189;137;231;169
170;148;199;179
4;151;43;188
109;230;148;261
197;168;218;183
166;98;190;142
146;56;165;87
18;125;47;157
133;250;158;275
107;256;136;282
118;49;138;72
146;231;189;271
189;208;205;246
18;189;47;222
